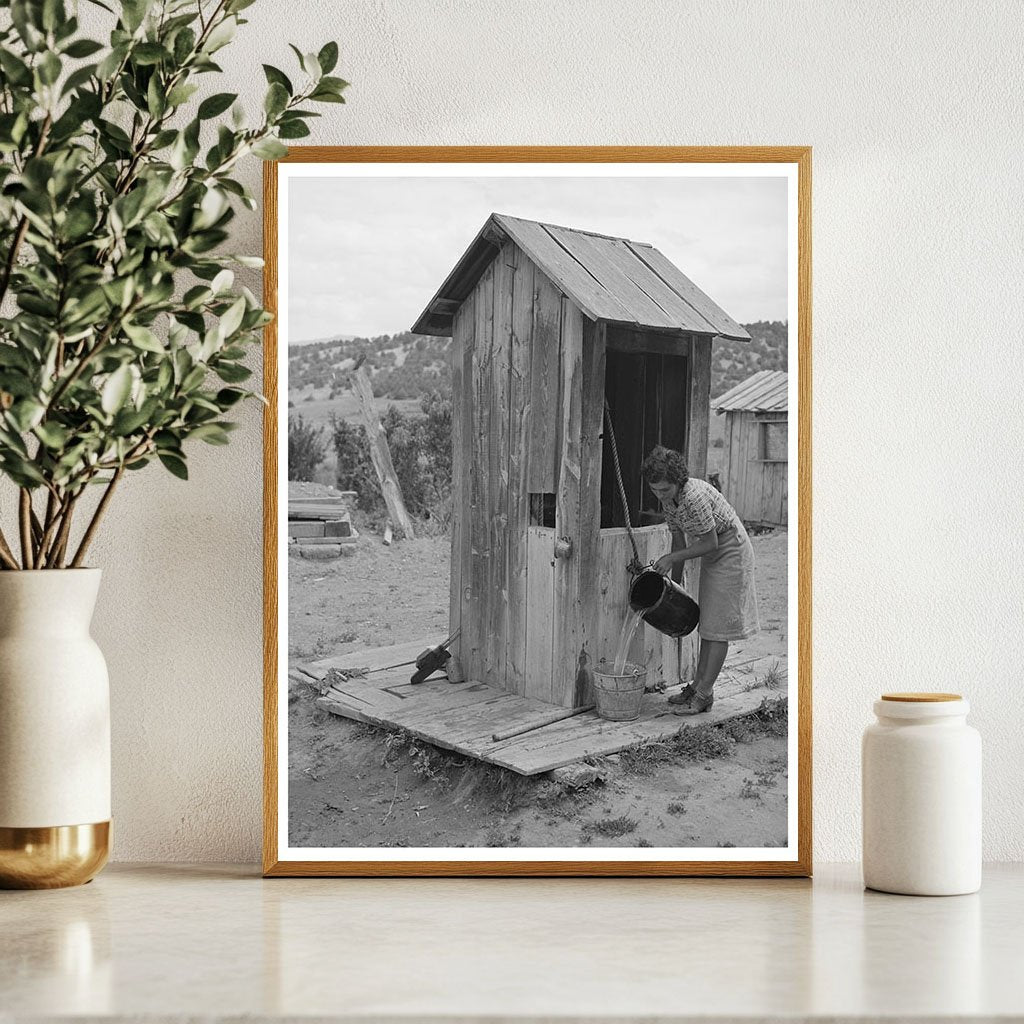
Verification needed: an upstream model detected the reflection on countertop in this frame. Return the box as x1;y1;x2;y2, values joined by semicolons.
2;863;1021;1019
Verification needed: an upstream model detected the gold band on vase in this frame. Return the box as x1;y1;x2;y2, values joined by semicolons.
0;821;110;889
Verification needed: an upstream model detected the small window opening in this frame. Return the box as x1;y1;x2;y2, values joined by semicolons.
529;493;556;527
759;420;788;462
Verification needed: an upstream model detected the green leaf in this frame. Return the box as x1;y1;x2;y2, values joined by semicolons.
38;51;62;86
147;74;166;117
132;42;168;66
198;91;236;119
181;365;206;391
216;388;247;407
96;43;127;81
42;0;67;33
310;87;346;104
277;120;310;140
189;422;230;445
318;76;349;93
317;41;339;75
251;137;287;160
203;16;236;53
262;64;292;94
0;50;33;87
173;26;196;65
264;81;288;117
210;268;233;294
218;296;246;339
166;82;199;107
158;452;188;479
123;322;164;353
112;405;151;435
61;62;97;96
34;421;69;449
9;399;45;432
121;0;153;33
214;362;251;384
1;456;46;487
101;365;133;415
63;38;104;58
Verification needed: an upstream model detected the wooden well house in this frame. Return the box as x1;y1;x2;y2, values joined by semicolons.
413;214;751;709
713;370;788;527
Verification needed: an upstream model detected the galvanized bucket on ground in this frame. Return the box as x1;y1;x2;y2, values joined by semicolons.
593;662;647;722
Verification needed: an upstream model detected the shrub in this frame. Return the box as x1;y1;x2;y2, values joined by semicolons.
331;391;453;526
287;415;325;482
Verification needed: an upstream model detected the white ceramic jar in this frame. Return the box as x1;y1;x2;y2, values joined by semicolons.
862;692;981;895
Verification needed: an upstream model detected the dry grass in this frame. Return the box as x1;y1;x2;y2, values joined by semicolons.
581;815;638;841
618;697;788;776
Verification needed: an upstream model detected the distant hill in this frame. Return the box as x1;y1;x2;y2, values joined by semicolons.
287;322;787;404
289;333;357;348
710;321;788;398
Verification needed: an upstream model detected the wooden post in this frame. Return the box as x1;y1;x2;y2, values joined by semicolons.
681;333;714;679
350;366;416;540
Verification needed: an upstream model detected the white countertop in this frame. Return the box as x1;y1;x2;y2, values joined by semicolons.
2;862;1022;1021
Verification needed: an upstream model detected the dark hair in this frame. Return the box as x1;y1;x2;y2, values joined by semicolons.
641;446;689;490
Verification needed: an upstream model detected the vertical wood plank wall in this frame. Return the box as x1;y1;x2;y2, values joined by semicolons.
451;249;716;705
454;241;568;698
466;260;494;684
574;320;607;705
677;334;715;681
721;411;788;526
449;299;472;664
551;300;584;708
485;243;514;690
506;246;534;696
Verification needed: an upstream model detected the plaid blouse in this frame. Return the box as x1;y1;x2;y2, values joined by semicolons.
661;477;741;537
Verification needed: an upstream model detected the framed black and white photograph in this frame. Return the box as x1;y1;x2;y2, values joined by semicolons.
263;147;811;877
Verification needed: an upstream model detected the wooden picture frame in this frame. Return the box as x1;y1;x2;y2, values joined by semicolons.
263;147;812;877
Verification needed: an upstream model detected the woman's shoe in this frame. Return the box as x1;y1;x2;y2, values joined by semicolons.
667;682;697;706
672;689;714;715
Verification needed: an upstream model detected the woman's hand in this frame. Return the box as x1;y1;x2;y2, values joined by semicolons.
654;553;680;575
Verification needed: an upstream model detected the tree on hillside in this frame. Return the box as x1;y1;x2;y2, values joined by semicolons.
288;416;326;483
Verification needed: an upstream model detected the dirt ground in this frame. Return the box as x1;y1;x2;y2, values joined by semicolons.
288;520;790;850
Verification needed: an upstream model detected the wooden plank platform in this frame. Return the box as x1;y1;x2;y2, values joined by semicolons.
295;638;787;776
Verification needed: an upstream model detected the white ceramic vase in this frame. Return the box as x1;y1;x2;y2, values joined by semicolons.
0;569;111;888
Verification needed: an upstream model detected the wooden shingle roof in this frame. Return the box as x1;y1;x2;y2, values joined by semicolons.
412;213;751;342
712;370;788;413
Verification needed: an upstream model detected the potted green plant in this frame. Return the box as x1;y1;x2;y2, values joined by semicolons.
0;0;345;887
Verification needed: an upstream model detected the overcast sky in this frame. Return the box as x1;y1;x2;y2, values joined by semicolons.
286;174;788;342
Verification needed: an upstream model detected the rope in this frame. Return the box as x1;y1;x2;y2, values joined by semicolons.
603;400;645;576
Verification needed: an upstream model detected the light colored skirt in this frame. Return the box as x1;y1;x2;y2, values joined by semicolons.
697;524;760;642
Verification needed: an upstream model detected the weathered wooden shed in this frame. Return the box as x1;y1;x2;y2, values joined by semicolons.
712;370;788;527
413;214;751;709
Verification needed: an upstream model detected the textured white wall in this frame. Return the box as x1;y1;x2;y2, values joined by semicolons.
71;0;1024;862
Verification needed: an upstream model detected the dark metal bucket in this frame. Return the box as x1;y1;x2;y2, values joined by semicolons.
629;570;700;638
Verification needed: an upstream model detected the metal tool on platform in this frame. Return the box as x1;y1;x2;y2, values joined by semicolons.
409;629;462;685
338;628;463;685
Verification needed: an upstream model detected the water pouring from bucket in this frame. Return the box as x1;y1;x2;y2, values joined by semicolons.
628;570;700;639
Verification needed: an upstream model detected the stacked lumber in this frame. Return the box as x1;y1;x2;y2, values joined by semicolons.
287;493;358;557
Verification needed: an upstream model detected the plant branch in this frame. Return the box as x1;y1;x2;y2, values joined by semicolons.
70;465;124;568
0;113;52;309
18;489;34;569
45;299;140;414
45;491;79;569
0;526;19;570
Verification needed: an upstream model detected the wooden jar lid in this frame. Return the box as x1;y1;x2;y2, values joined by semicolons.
881;692;962;702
